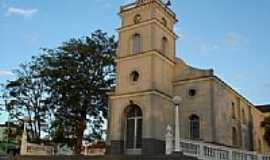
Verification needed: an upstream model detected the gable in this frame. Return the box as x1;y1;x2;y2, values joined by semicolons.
173;57;213;81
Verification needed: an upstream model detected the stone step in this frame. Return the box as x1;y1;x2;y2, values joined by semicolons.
18;155;198;160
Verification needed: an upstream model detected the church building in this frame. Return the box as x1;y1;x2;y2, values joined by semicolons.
107;0;270;155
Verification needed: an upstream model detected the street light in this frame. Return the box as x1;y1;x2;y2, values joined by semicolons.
172;96;182;153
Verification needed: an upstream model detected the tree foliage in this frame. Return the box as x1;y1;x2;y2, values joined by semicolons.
2;63;49;143
37;30;117;154
1;30;116;154
0;84;5;115
261;115;270;146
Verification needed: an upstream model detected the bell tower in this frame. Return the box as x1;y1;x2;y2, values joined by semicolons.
108;0;178;155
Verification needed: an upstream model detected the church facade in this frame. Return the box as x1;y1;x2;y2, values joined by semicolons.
107;0;270;155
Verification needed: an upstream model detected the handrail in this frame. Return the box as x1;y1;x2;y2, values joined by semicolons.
179;139;270;160
165;136;270;160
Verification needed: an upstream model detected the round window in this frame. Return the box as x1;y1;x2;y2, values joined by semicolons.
188;89;197;97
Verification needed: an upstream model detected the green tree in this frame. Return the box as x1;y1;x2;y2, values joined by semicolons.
261;115;270;146
0;84;5;114
2;63;49;143
38;30;116;154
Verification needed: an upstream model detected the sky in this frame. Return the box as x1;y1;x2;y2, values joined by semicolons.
0;0;270;122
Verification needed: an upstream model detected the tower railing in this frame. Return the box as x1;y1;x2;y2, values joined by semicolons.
120;2;136;12
120;0;176;18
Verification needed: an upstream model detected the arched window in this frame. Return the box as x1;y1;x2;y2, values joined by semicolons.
242;109;246;123
133;33;141;54
130;71;140;82
232;102;236;119
162;37;168;54
189;115;200;139
232;127;238;146
126;105;143;149
162;17;167;27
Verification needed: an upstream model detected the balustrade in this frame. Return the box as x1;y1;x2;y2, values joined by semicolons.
165;137;270;160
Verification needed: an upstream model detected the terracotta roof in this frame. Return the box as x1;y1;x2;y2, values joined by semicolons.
256;104;270;113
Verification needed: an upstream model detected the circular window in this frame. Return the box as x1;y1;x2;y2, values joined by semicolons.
134;14;142;24
188;89;197;97
130;71;140;82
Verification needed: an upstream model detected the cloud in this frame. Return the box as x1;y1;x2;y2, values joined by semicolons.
0;69;14;77
195;32;247;55
225;32;245;48
6;7;38;17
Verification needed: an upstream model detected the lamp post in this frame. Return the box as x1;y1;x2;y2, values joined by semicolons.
172;96;182;153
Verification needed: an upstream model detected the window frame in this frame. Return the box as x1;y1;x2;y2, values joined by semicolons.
161;17;167;27
189;114;200;140
161;36;168;54
132;33;142;54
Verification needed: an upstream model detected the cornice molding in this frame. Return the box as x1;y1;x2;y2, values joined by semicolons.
110;89;172;101
118;18;177;39
116;49;176;66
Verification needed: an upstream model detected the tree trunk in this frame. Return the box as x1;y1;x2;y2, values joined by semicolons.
74;118;86;155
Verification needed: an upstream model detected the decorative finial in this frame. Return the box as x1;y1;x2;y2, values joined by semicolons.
166;0;172;7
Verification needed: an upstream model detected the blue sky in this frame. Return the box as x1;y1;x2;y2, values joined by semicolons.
0;0;270;122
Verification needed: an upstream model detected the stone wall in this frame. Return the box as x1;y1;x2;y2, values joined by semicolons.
213;77;270;154
173;78;214;142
